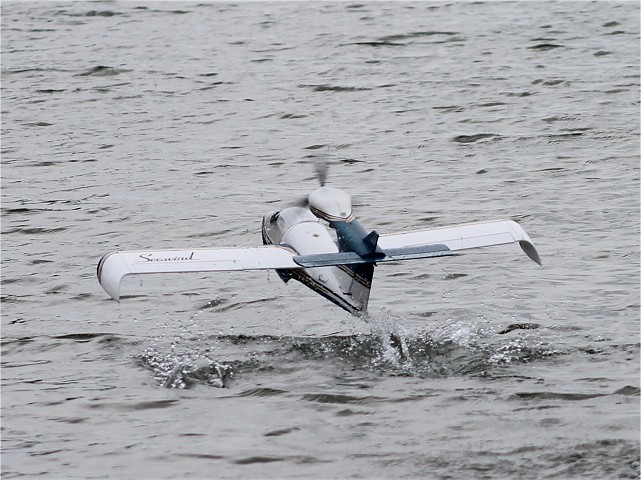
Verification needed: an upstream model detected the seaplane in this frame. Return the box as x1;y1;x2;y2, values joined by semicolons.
97;161;541;314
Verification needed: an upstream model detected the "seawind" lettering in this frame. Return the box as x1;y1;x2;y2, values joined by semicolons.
139;252;196;262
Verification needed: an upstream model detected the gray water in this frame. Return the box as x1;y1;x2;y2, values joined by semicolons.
1;1;640;478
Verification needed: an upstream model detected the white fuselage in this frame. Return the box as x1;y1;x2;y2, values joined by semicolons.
261;207;372;313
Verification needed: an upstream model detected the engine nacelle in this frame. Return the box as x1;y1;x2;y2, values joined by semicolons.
308;186;353;222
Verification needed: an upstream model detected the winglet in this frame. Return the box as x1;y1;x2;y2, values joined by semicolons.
519;240;542;266
506;221;542;266
97;252;128;301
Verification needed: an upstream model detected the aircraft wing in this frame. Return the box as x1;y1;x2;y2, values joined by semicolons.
97;246;299;300
377;219;541;265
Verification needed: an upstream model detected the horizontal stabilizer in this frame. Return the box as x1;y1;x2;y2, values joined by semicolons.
97;246;299;300
378;219;542;265
293;244;451;268
382;244;453;261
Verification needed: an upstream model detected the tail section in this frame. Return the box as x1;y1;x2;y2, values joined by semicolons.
322;218;379;313
288;262;374;315
335;262;375;313
325;219;380;313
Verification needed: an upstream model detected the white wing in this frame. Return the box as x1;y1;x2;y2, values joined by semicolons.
378;219;541;265
97;246;298;300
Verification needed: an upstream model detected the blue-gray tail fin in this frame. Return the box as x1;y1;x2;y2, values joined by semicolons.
363;230;379;254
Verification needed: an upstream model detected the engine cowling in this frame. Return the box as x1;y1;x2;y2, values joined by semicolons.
308;186;353;222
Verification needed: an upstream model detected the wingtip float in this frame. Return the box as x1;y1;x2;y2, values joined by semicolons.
97;167;541;314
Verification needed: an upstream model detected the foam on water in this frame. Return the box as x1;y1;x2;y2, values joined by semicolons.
135;307;565;390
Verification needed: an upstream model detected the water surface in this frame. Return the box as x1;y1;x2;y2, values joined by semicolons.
2;1;639;478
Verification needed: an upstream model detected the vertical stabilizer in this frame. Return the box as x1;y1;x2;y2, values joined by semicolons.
363;230;379;253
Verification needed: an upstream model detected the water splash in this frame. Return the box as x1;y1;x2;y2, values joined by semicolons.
488;336;561;365
135;312;233;388
363;309;414;370
138;344;233;388
134;308;562;389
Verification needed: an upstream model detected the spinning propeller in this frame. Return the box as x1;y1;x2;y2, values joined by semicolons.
312;154;329;187
293;155;354;222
